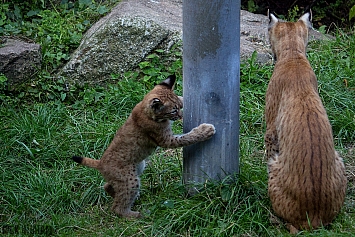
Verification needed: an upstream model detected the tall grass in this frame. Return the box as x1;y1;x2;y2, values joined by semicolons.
0;32;354;236
308;32;355;146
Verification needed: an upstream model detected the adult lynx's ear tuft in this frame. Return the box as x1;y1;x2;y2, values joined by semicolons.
268;11;278;30
299;10;313;29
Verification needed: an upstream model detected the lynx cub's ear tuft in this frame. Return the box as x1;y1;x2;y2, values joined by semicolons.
158;75;176;90
298;11;312;29
268;11;278;29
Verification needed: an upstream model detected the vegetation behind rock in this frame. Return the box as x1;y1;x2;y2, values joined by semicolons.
242;0;355;30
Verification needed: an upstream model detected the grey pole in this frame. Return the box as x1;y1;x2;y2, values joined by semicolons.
183;0;240;191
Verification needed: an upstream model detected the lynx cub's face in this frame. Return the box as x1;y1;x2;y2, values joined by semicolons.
142;81;183;123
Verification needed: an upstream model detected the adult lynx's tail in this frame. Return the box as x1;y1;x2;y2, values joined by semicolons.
72;156;100;169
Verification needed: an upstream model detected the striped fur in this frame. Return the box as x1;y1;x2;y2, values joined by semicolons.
72;75;215;218
265;12;347;233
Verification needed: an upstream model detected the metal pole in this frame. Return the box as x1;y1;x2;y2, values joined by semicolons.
183;0;240;192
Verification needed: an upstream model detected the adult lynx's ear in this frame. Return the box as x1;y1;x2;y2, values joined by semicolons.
268;10;278;30
158;74;176;90
298;10;313;29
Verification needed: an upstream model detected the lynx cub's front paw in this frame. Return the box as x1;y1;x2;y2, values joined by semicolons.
194;123;216;139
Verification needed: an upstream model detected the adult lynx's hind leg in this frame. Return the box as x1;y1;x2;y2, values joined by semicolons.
265;129;279;161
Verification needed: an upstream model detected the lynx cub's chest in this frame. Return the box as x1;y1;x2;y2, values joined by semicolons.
265;12;346;233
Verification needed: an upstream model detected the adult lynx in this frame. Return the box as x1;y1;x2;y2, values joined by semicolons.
265;12;347;233
73;75;215;218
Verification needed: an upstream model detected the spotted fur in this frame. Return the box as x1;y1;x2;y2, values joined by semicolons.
265;12;347;233
72;75;216;218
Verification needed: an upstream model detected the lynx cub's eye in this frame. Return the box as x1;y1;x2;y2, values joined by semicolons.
151;98;164;111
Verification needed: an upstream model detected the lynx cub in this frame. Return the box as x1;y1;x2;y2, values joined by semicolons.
265;12;346;233
73;75;216;218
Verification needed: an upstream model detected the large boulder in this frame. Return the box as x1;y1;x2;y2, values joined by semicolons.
0;37;42;89
58;0;182;87
58;0;329;87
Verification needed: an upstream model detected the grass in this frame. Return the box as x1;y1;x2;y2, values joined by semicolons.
1;22;355;237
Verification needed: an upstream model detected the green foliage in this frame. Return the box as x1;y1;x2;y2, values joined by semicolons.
0;0;354;236
0;48;183;109
0;0;111;72
0;0;116;107
136;46;183;90
350;5;355;21
287;5;300;21
68;46;182;108
0;74;10;103
241;0;355;30
142;173;271;236
0;3;9;27
246;0;257;13
240;51;271;141
0;73;7;88
308;32;355;144
1;32;355;235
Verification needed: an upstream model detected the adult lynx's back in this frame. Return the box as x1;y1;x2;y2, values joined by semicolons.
265;12;347;233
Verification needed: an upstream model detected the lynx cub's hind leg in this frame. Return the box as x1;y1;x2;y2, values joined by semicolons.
109;172;141;218
136;160;146;176
104;183;115;198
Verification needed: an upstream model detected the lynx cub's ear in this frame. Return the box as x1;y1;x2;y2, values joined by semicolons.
268;11;278;29
298;11;313;29
158;75;176;90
